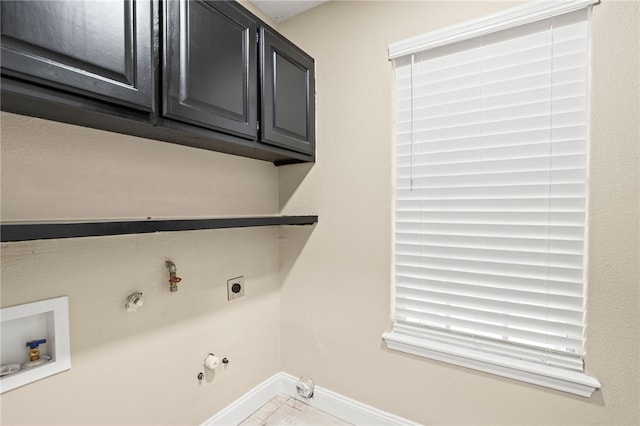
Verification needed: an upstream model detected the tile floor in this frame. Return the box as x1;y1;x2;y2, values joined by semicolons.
239;393;352;425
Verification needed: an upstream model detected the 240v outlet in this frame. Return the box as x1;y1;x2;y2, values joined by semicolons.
227;276;245;301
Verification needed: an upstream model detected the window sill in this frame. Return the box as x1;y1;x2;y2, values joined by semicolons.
382;329;600;397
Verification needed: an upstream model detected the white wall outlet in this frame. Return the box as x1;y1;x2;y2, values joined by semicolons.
227;276;244;301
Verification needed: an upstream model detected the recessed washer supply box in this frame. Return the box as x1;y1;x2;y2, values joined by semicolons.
0;296;71;393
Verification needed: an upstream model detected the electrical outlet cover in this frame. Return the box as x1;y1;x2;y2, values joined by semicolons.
227;276;245;301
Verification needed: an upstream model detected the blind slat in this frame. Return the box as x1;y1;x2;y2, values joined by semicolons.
396;278;583;307
395;294;583;332
395;308;583;351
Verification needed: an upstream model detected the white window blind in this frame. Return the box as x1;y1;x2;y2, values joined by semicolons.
384;1;600;397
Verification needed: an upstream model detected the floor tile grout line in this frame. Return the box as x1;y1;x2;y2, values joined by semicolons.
238;393;352;426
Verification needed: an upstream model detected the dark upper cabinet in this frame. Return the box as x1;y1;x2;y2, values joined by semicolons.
0;0;154;111
260;27;315;156
163;0;257;140
163;1;315;155
0;0;315;164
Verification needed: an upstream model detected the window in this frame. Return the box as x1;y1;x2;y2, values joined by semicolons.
383;0;600;397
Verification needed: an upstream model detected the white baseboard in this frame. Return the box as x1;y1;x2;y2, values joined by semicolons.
202;373;283;426
202;372;421;426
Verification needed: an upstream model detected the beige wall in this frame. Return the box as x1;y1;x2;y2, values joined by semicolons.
1;1;638;425
0;114;285;424
278;1;639;425
1;2;288;424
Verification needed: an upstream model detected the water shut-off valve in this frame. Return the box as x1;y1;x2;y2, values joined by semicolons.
165;260;182;292
25;339;47;363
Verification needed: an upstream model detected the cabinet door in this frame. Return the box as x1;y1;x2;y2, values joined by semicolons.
260;27;315;156
163;0;257;140
0;0;154;111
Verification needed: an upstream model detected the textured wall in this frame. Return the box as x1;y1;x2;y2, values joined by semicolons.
1;1;638;425
0;1;287;423
278;1;639;424
1;2;283;422
0;113;283;425
0;113;279;221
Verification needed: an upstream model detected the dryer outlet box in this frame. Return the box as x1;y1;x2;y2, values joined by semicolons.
227;276;245;301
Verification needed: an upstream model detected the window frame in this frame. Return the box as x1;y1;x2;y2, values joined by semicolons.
383;0;601;397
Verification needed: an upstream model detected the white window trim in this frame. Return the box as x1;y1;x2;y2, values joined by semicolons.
383;328;600;398
389;0;600;59
384;0;601;397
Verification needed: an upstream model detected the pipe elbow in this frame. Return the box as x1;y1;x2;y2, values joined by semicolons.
165;260;177;273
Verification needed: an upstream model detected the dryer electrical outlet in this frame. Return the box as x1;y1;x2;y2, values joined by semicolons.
227;276;245;301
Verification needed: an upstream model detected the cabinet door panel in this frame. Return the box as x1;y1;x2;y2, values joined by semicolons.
163;0;257;139
260;27;315;155
0;0;153;111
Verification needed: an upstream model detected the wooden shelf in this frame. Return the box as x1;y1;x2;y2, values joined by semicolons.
0;216;318;242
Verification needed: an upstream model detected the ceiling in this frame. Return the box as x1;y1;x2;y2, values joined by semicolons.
249;0;328;23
